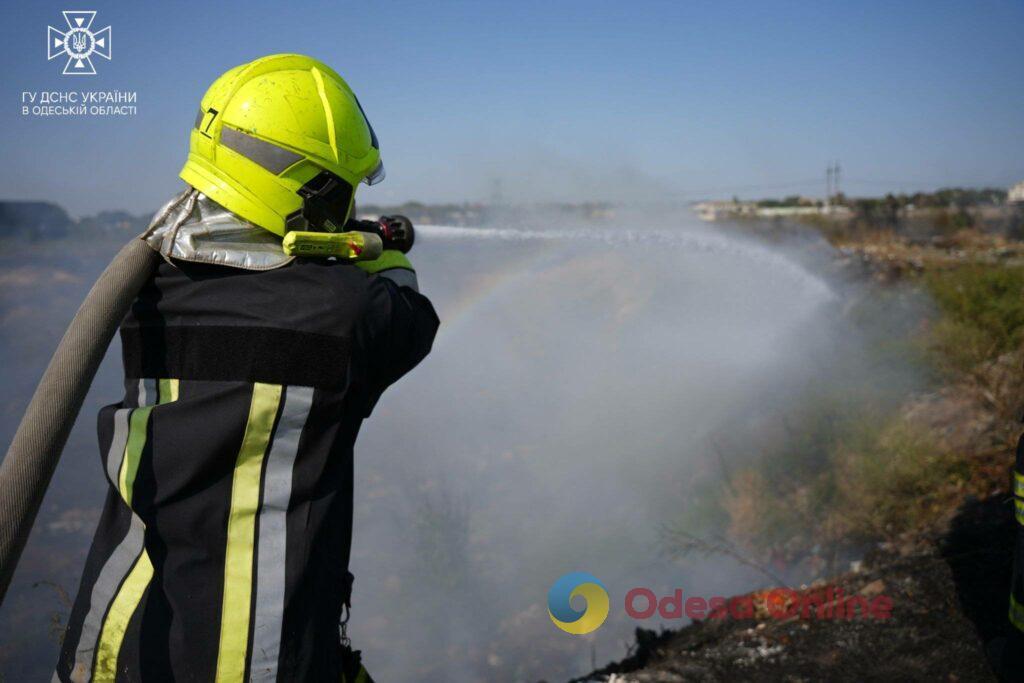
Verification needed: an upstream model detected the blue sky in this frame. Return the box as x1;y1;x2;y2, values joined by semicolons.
2;0;1022;216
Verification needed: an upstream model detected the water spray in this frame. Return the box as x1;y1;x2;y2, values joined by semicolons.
415;223;835;301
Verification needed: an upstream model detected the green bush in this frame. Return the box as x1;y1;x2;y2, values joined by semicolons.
696;408;969;555
924;265;1024;373
669;262;1023;560
831;418;968;539
926;317;1002;374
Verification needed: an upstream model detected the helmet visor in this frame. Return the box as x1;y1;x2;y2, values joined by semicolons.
363;160;386;186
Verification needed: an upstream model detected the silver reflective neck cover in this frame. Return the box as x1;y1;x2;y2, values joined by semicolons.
143;188;294;271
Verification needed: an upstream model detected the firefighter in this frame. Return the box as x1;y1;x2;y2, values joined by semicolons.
992;430;1024;679
55;54;438;682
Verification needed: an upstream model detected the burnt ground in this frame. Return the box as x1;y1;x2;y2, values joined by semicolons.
571;493;1018;682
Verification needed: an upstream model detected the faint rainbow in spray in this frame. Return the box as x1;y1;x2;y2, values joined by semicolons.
415;223;835;317
414;225;559;339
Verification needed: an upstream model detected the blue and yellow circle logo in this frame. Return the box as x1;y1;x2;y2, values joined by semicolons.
547;572;610;634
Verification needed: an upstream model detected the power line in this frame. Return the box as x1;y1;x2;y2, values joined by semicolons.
843;177;1019;188
680;179;824;197
680;173;1021;199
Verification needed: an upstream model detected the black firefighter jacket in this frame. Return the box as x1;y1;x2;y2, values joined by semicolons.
56;252;439;682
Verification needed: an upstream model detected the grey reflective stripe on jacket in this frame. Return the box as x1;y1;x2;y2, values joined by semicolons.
376;267;419;291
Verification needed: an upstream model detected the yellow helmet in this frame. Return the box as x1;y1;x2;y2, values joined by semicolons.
180;54;384;235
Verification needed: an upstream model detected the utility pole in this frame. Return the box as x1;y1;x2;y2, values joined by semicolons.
825;161;842;208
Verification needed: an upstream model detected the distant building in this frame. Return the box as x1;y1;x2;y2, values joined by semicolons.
1008;181;1024;204
692;199;850;222
693;201;751;221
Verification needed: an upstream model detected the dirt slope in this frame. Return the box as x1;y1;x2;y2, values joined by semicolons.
575;492;1016;682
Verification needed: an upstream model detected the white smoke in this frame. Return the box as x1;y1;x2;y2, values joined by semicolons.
351;215;844;681
0;212;917;682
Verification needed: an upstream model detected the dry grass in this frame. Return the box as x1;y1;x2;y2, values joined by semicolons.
670;235;1024;570
830;419;969;540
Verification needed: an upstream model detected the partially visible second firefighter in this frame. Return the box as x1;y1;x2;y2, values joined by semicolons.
54;54;438;682
989;428;1024;681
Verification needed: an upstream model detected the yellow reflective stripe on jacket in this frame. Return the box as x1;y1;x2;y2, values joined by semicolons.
94;379;178;681
1015;470;1024;498
93;552;154;680
1011;594;1024;633
216;382;283;683
342;665;371;683
117;406;152;505
355;249;413;275
1016;498;1024;527
159;377;180;403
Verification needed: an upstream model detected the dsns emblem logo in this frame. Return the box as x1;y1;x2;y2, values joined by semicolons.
547;572;609;634
47;11;112;76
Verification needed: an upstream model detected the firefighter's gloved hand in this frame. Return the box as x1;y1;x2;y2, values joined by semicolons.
343;216;414;254
355;250;419;291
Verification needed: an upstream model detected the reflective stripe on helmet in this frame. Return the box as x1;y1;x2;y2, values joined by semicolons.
220;127;303;176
